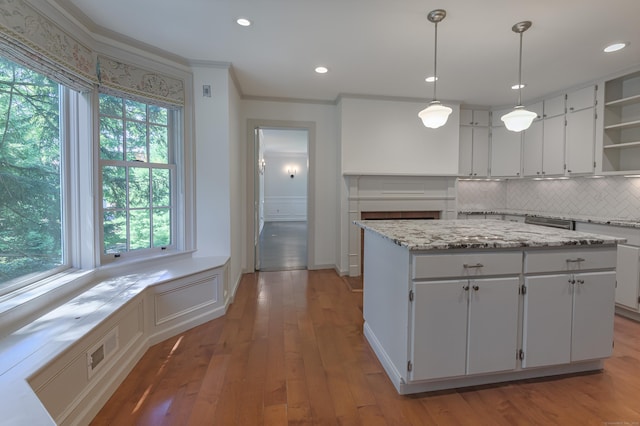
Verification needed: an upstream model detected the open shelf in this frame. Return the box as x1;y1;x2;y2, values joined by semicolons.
604;119;640;131
605;93;640;107
603;140;640;150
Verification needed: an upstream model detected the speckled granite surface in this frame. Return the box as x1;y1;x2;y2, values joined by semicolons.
458;210;640;228
355;219;626;250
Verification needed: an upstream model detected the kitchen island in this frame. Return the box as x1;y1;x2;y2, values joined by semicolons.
355;219;625;394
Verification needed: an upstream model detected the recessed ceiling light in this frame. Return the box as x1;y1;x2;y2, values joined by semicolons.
236;18;252;27
511;83;526;90
315;66;328;74
425;76;438;83
604;42;627;53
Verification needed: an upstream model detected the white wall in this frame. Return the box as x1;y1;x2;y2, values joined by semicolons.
192;65;231;258
263;152;308;221
228;71;243;295
241;99;340;271
339;97;461;175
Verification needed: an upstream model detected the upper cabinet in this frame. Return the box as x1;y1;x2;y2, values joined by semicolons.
523;100;565;176
602;71;640;173
490;126;522;177
459;109;490;177
566;85;597;174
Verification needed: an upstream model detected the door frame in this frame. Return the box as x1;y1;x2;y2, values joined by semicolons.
245;119;316;272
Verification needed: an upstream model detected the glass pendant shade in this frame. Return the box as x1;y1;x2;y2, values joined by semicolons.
418;101;453;129
501;106;537;132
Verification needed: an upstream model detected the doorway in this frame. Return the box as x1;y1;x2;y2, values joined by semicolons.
255;127;309;271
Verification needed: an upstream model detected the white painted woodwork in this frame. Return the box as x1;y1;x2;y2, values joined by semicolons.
459;109;490;177
490;126;522;177
566;107;596;174
412;251;522;279
567;85;596;112
524;247;616;273
459;126;474;176
467;276;519;375
410;280;468;380
616;245;640;309
525;102;544;120
542;115;567;175
571;271;616;362
523;120;544;176
543;95;566;118
522;274;573;368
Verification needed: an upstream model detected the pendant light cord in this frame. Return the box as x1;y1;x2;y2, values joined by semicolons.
433;21;439;102
517;30;523;107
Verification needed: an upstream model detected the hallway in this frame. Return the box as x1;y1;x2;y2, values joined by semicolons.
259;221;307;271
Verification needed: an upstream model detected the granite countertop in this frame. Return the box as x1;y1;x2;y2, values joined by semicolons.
458;209;640;228
355;219;626;251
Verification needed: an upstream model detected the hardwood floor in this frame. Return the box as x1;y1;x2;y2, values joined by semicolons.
259;221;307;271
91;270;640;425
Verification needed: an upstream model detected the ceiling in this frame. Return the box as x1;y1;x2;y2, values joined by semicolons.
58;0;640;108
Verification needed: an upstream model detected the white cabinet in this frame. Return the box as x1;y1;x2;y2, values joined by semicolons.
542;115;566;175
602;71;640;172
459;109;490;177
616;245;640;310
523;101;565;176
566;86;597;174
490;126;522;177
411;276;519;381
523;271;615;367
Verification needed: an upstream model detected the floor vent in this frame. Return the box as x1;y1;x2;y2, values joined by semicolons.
87;327;119;378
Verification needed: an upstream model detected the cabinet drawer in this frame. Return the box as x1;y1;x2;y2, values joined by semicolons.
412;252;522;279
525;248;616;273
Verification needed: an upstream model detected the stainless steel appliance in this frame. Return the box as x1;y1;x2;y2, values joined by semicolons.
524;216;575;230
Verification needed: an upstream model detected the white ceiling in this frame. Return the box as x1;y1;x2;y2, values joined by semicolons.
59;0;640;108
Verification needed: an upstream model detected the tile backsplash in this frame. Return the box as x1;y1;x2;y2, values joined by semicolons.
458;176;640;220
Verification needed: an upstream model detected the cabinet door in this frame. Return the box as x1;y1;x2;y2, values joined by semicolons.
490;126;522;177
544;95;565;118
467;277;519;375
566;108;595;174
411;280;468;381
472;127;490;177
616;245;640;309
571;271;616;362
523;120;543;176
459;126;473;176
522;275;572;368
542;115;566;175
473;110;490;127
567;86;595;113
460;109;474;126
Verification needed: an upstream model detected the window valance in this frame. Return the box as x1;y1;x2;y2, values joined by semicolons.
0;0;95;91
97;54;185;108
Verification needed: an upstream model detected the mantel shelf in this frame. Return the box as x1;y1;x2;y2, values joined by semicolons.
603;140;640;150
605;93;640;107
604;119;640;131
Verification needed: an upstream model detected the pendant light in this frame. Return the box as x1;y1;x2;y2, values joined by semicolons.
501;21;537;132
418;9;452;129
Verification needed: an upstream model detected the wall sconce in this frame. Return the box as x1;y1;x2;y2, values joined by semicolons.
287;167;297;178
259;158;266;175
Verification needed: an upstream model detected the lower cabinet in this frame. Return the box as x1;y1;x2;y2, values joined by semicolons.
410;276;519;381
522;271;616;368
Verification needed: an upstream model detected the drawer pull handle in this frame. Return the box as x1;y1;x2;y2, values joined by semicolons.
463;263;484;269
566;258;585;263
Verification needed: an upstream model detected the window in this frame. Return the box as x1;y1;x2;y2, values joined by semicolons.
99;94;176;258
0;57;66;290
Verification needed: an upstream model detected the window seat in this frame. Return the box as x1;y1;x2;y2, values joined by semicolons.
0;254;230;426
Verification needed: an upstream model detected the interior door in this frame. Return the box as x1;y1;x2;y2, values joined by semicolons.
254;127;262;270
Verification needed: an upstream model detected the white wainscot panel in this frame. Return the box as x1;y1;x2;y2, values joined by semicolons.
30;299;144;423
263;196;307;221
154;273;219;326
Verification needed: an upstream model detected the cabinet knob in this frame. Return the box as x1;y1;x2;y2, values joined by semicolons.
577;279;585;285
472;285;479;291
568;279;576;285
536;171;540;175
463;285;470;291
